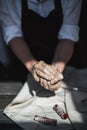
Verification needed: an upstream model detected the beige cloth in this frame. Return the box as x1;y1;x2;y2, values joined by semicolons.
4;66;87;130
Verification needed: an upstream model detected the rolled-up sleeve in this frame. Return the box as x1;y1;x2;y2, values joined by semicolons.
0;0;23;45
2;25;23;44
58;0;82;42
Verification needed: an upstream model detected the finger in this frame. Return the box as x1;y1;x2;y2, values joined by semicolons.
36;70;52;81
39;78;44;87
40;78;49;90
34;62;53;77
42;66;56;78
34;61;56;78
43;80;49;89
50;73;63;85
39;78;49;89
49;81;62;91
32;70;40;82
34;61;47;70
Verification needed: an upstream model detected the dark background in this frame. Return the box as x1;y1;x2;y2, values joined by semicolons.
0;0;87;82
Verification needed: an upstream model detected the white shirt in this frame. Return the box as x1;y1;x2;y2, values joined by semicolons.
0;0;82;44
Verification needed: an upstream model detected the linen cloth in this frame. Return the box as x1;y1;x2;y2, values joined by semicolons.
4;66;87;130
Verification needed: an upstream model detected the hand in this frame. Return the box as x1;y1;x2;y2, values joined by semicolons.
32;61;55;81
39;78;62;91
31;61;63;91
32;61;63;82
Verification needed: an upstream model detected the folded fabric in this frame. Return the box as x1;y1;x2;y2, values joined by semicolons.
4;66;87;130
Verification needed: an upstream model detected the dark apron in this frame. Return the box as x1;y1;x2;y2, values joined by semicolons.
21;0;63;64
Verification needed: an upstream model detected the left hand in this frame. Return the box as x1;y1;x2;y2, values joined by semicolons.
32;60;63;91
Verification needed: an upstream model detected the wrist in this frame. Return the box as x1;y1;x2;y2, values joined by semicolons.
25;60;38;73
52;62;66;73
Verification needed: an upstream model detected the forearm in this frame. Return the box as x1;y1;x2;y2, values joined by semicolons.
52;39;74;72
9;37;37;72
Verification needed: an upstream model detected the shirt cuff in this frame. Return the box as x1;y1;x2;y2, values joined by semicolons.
58;24;79;42
3;25;23;44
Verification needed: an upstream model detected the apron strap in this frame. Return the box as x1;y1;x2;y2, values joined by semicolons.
22;0;28;12
54;0;62;12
